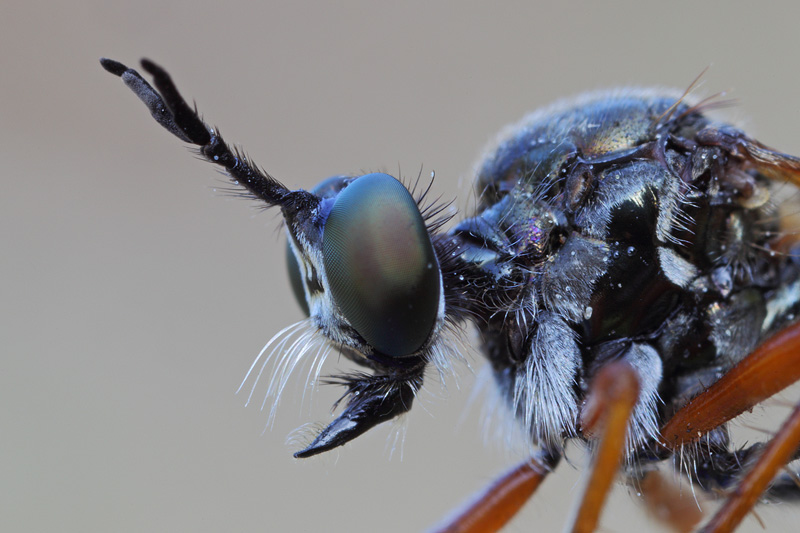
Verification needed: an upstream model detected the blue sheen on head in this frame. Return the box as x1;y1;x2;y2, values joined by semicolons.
286;176;350;315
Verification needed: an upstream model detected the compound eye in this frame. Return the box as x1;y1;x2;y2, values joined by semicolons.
286;176;350;315
323;173;440;357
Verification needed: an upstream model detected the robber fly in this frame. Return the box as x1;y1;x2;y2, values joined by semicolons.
101;58;800;532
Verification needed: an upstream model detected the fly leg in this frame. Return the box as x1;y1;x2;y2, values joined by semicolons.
653;320;800;531
636;469;704;533
567;361;640;533
696;402;800;532
685;434;800;501
430;449;560;533
661;320;800;448
432;360;644;532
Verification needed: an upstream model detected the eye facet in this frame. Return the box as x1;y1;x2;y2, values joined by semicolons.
323;173;440;357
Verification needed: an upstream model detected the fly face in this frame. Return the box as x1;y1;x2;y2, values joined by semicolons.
99;57;461;458
273;171;451;456
103;58;800;531
293;173;442;359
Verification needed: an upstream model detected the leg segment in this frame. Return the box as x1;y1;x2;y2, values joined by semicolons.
638;469;704;533
688;439;800;501
569;361;640;533
701;400;800;532
430;450;560;533
661;321;800;448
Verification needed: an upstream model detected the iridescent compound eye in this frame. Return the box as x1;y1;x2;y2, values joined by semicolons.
322;173;440;357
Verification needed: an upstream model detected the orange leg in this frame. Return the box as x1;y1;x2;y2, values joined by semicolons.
568;361;640;533
639;469;704;533
661;320;800;448
434;320;800;532
700;400;800;532
431;452;558;533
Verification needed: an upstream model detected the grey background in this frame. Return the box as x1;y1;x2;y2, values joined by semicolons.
4;2;800;531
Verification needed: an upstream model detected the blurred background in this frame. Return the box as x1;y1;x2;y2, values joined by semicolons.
4;2;800;531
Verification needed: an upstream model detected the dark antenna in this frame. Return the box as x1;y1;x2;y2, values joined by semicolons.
100;58;299;209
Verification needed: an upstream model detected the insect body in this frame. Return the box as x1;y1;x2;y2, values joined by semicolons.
467;90;800;451
102;58;800;531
